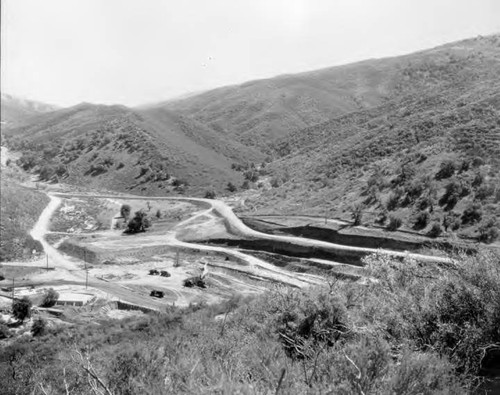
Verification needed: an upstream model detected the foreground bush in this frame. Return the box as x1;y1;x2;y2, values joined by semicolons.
12;297;32;322
2;251;499;393
41;288;59;307
363;250;500;376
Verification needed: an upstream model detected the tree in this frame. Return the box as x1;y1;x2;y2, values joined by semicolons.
244;170;259;182
386;215;402;231
427;222;442;238
12;297;32;322
226;182;237;192
31;317;47;337
386;190;403;211
461;203;483;225
398;162;416;184
41;288;59;307
125;211;151;234
476;184;494;201
351;204;364;226
55;163;67;177
471;172;484;188
39;164;55;181
172;178;188;187
120;204;131;220
270;177;280;188
413;211;430;230
478;218;499;244
376;209;388;225
204;190;216;199
439;180;463;210
0;321;10;339
443;212;461;231
435;160;456;180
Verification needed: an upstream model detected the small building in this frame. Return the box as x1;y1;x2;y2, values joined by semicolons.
55;293;94;307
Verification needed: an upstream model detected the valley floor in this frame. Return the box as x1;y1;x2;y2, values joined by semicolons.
1;182;452;315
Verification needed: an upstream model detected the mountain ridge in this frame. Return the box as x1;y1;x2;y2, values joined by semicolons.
1;93;60;128
2;34;500;244
2;102;263;194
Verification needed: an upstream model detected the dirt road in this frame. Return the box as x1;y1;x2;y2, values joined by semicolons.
5;186;450;310
54;192;451;264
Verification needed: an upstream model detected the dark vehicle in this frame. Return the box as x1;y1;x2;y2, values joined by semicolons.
183;276;206;288
150;290;164;298
149;269;159;275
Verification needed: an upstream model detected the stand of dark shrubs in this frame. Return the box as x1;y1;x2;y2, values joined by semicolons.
124;210;151;234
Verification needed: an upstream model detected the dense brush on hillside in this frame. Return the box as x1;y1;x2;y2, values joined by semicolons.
2;104;263;194
7;107;176;194
1;251;499;394
160;35;500;153
2;35;499;242
245;35;500;244
0;178;48;261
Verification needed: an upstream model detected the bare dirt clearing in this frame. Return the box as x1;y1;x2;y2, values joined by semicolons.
2;184;454;317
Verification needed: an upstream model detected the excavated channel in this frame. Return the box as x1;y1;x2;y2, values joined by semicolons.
200;238;371;266
241;217;477;255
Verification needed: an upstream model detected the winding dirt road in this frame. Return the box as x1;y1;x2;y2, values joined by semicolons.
9;188;451;310
53;192;451;264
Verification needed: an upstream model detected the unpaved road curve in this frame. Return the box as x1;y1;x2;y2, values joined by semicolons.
25;194;181;308
17;190;450;310
55;192;451;265
31;195;80;271
45;193;322;288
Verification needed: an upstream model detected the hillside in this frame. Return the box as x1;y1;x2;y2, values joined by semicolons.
154;60;397;151
0;93;59;128
157;35;499;152
243;34;500;244
2;250;499;393
2;103;264;194
0;152;49;262
2;34;500;241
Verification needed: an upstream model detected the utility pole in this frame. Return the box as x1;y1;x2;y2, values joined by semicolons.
83;250;88;289
46;253;49;271
324;204;328;225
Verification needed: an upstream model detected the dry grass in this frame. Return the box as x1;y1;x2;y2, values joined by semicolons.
0;179;49;262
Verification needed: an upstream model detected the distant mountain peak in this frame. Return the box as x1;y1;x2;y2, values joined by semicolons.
1;93;60;127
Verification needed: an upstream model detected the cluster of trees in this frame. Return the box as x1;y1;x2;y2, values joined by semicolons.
122;208;151;234
231;161;270;190
357;156;499;242
171;178;189;192
8;120;171;191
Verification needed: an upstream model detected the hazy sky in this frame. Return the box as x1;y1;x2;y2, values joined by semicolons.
1;0;499;107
